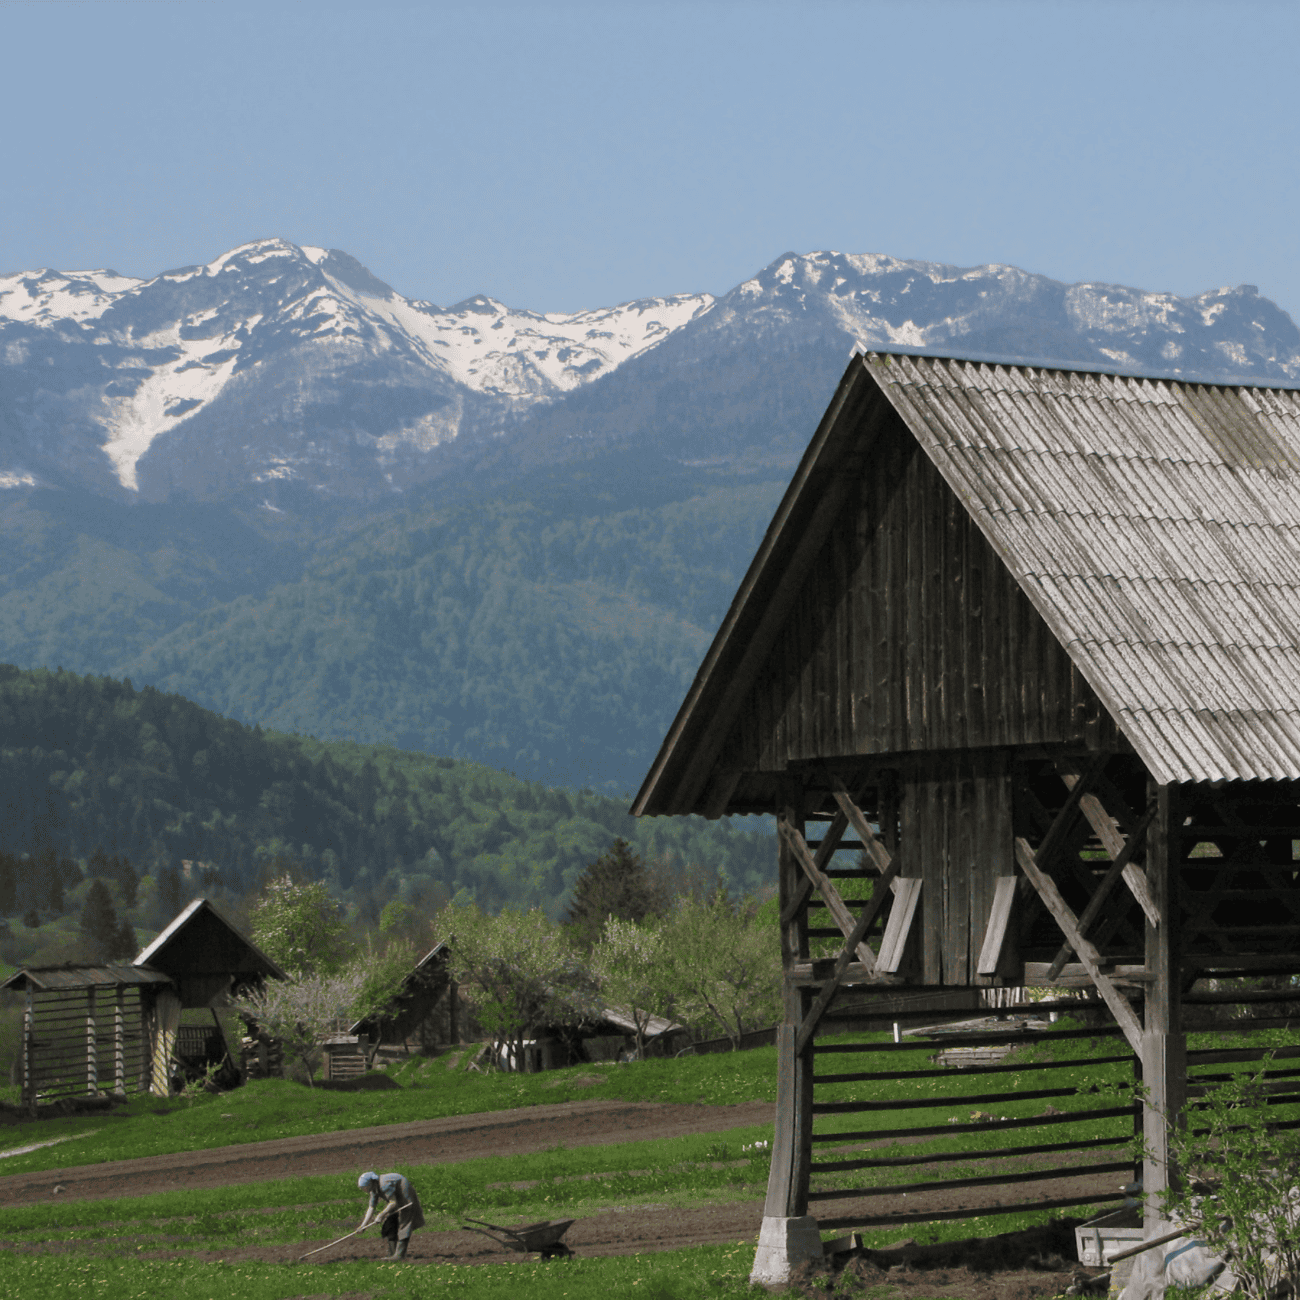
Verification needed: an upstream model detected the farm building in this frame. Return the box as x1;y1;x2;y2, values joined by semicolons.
634;351;1300;1280
5;897;286;1104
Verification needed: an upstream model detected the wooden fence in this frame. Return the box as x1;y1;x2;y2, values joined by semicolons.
799;992;1300;1233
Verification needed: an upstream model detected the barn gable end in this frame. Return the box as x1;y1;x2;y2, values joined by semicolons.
715;408;1117;784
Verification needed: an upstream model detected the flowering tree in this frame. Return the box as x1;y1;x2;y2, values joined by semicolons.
590;916;672;1059
435;902;600;1070
250;875;356;977
234;968;364;1086
660;893;780;1049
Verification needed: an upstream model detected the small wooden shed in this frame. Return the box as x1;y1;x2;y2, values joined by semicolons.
348;941;457;1058
3;963;174;1104
634;352;1300;1275
6;899;285;1102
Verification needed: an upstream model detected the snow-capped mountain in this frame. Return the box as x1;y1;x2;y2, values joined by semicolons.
2;239;1297;503
0;238;711;496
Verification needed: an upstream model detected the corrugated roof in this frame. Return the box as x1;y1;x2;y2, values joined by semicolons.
868;352;1300;783
1;963;174;992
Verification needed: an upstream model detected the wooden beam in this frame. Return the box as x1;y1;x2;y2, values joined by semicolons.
1143;782;1185;1232
977;877;1018;976
1015;837;1145;1054
827;775;892;874
1046;798;1159;980
778;819;876;970
877;878;922;974
1058;764;1161;927
796;873;898;1054
780;808;854;926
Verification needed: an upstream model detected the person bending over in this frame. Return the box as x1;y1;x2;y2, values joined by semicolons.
357;1170;425;1259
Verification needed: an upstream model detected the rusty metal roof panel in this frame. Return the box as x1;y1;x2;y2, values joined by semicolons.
867;352;1300;784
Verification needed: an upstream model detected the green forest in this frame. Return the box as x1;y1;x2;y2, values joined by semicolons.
0;664;775;945
0;479;785;792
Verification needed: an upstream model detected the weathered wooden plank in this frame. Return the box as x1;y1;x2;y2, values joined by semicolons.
977;876;1019;976
810;1104;1136;1144
807;1160;1133;1201
1143;781;1186;1231
877;877;923;974
827;776;891;874
1015;836;1145;1053
1058;764;1161;927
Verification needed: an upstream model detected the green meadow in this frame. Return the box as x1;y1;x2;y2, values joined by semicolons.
3;1019;1295;1299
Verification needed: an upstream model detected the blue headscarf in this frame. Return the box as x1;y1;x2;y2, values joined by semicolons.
358;1171;379;1190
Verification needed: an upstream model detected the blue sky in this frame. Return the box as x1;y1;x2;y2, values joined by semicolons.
4;0;1296;318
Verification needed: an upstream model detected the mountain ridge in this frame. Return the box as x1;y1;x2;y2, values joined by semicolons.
4;240;1300;790
3;238;1295;506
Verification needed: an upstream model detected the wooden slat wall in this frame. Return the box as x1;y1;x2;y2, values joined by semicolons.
26;987;148;1100
723;415;1117;771
898;752;1013;985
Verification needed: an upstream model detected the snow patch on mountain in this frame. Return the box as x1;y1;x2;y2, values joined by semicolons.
318;255;714;397
0;267;142;324
100;338;243;489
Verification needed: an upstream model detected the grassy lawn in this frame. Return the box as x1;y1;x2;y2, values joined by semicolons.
0;1245;762;1300
3;1017;1295;1300
0;1132;1115;1300
5;1017;1292;1179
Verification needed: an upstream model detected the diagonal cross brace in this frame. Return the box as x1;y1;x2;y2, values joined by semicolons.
1057;763;1161;928
1046;797;1159;981
795;864;902;1055
781;808;850;927
1015;837;1145;1054
778;819;877;970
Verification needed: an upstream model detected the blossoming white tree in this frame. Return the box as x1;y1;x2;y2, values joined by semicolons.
435;902;600;1070
590;916;672;1059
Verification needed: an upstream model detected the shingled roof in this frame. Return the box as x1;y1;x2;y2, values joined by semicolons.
635;351;1300;812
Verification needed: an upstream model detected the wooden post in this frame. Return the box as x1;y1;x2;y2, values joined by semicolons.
114;987;125;1096
140;995;153;1094
449;978;459;1045
23;988;34;1110
759;795;811;1222
1142;781;1185;1230
86;987;98;1096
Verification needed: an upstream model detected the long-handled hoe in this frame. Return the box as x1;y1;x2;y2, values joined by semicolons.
299;1205;394;1261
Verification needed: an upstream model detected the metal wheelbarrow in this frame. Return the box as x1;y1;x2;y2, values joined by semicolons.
462;1215;576;1258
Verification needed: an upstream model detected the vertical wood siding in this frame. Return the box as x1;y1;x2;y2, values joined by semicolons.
723;413;1116;770
898;752;1013;985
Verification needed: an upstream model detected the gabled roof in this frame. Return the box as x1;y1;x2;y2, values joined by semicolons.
348;942;448;1036
1;963;174;993
635;351;1300;810
135;897;288;981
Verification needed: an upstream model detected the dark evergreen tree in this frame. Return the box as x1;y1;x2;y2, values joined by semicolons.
0;852;16;914
157;865;183;922
565;838;665;951
108;855;138;908
112;916;139;961
79;879;121;959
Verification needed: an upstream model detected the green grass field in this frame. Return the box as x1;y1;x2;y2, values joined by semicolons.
3;1019;1295;1299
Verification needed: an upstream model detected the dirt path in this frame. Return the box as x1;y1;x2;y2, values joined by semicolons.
0;1099;774;1205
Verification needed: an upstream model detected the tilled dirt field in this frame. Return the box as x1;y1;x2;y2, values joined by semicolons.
0;1098;1117;1294
0;1098;773;1205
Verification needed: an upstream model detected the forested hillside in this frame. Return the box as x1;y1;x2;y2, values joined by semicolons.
0;665;774;923
0;481;784;792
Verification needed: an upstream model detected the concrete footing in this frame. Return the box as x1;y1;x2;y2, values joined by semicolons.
749;1215;824;1286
